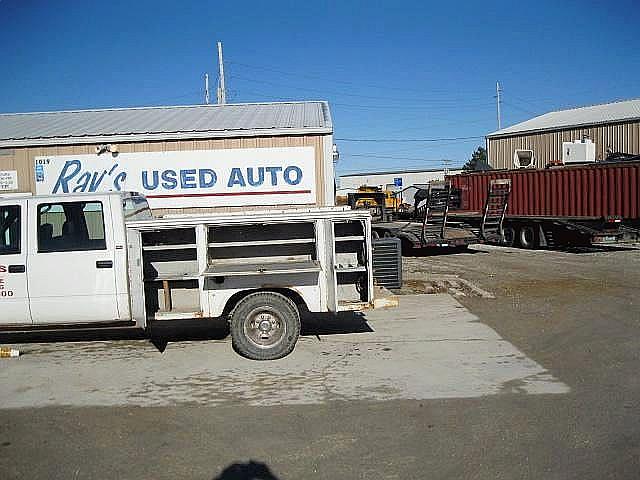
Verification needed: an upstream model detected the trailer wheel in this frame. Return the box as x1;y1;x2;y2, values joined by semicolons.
230;291;300;360
518;225;537;249
501;226;516;247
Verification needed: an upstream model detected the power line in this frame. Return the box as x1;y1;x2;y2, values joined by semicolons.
355;139;486;154
230;81;493;114
335;135;483;143
337;162;465;174
330;101;495;110
501;100;537;116
343;153;456;162
227;59;491;96
229;72;493;105
509;95;550;112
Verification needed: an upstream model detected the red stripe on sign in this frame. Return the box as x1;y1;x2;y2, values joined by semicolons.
146;189;312;199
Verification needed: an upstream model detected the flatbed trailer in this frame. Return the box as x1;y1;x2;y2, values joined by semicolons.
372;180;511;252
447;161;640;249
372;221;480;249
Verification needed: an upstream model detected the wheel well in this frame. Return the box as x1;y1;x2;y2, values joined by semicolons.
221;288;307;319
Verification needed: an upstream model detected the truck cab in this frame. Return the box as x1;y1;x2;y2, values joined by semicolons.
0;192;137;326
0;192;391;359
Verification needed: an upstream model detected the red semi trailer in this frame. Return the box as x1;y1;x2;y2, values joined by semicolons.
447;160;640;249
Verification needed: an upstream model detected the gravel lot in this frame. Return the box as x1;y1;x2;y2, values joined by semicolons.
1;244;638;479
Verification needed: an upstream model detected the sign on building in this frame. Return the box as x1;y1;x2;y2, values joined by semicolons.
34;147;316;209
0;170;18;191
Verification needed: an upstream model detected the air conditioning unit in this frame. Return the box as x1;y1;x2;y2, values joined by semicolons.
513;149;535;168
562;139;595;164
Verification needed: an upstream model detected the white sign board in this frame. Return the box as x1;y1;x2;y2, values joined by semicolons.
0;170;18;191
34;147;316;209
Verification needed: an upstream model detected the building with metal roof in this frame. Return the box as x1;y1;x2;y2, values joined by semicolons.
486;98;640;169
0;101;336;213
0;101;332;147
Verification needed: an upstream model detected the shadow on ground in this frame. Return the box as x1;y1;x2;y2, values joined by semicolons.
213;460;281;480
301;311;373;336
404;243;639;257
0;311;373;351
549;244;639;254
404;245;484;257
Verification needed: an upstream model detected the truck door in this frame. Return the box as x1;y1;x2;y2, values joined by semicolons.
0;199;31;325
27;198;120;324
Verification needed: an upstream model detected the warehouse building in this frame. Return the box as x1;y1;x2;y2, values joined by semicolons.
0;101;335;215
338;167;462;206
487;98;640;169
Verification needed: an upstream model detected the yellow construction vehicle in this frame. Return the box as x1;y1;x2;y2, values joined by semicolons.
345;185;403;221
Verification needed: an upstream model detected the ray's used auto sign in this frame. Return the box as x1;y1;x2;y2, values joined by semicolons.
34;147;316;208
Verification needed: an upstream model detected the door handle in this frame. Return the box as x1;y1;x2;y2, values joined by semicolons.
96;260;113;269
8;264;26;273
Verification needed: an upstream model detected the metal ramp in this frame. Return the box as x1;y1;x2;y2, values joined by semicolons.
420;182;452;244
480;179;511;242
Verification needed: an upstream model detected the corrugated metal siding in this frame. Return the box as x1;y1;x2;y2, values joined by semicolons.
488;120;640;169
449;162;640;219
0;134;328;215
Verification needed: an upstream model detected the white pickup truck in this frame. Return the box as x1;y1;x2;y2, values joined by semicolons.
0;191;393;359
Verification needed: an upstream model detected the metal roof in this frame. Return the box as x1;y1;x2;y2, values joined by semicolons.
0;101;333;147
488;98;640;138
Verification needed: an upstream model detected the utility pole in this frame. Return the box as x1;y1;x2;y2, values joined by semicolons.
495;81;502;130
443;159;451;176
204;73;210;105
217;41;226;104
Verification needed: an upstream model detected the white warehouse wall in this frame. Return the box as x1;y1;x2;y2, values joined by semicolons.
337;169;462;205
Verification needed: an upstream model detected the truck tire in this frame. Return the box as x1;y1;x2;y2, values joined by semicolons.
518;225;537;249
501;226;516;247
230;291;300;360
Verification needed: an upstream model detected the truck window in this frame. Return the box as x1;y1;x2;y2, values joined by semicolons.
123;195;152;221
37;201;107;253
0;205;20;255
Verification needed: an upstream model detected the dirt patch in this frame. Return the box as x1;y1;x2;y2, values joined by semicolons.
394;275;495;299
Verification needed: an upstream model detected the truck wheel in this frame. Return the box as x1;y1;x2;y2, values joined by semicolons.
501;226;516;247
230;292;300;360
518;225;537;249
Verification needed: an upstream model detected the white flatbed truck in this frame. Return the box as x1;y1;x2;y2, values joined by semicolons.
0;191;395;359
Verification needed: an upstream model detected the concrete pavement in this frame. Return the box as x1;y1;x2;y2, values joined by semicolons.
0;294;567;409
2;245;638;479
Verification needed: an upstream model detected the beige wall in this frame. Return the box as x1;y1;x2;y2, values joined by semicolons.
487;120;640;169
0;134;330;215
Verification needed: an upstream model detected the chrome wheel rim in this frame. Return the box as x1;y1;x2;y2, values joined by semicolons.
243;306;287;349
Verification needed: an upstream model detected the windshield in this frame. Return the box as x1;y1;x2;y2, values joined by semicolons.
123;195;153;221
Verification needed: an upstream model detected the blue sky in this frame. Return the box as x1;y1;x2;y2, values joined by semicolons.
1;0;638;174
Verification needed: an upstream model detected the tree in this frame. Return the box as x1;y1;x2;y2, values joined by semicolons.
463;146;490;171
